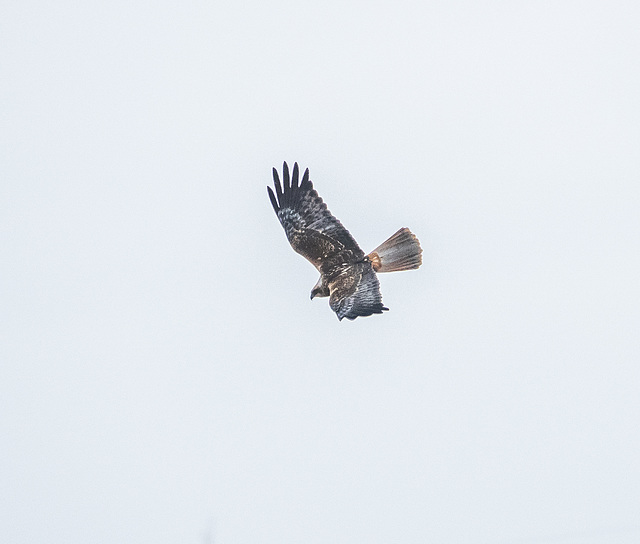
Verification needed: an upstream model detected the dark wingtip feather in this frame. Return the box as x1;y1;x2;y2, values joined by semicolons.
292;162;299;189
282;162;290;197
267;186;279;214
301;168;310;189
272;167;283;206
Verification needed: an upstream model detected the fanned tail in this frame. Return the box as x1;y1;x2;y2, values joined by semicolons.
367;228;422;273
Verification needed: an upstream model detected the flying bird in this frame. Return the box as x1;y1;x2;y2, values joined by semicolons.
267;162;422;321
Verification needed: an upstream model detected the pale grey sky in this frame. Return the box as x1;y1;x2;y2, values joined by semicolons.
2;1;640;543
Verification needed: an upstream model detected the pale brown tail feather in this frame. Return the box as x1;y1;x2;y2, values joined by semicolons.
367;227;422;273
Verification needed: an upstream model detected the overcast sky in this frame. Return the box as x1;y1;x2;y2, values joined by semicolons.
2;1;640;543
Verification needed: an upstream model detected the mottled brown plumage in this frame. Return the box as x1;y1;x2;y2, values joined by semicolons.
267;162;422;320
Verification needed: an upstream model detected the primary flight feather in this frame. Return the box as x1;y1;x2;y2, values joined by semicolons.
267;162;422;321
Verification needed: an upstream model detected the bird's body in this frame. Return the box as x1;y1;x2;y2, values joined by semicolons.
267;162;422;320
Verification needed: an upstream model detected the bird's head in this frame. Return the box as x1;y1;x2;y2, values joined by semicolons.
310;286;322;300
310;276;328;300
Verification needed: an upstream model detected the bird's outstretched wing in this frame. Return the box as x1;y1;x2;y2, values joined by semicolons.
329;262;388;321
267;162;362;266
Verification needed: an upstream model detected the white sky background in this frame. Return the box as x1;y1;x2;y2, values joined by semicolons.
2;1;640;543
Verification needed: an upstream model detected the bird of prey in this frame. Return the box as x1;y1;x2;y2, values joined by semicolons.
267;162;422;321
